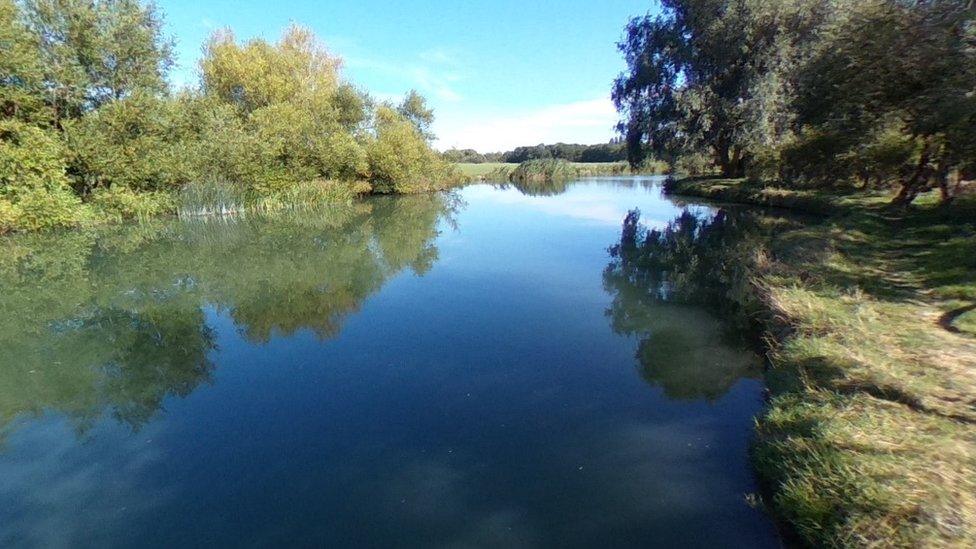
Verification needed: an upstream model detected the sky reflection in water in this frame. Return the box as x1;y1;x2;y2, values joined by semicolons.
0;178;778;547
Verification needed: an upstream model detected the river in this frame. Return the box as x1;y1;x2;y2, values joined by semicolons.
0;177;779;547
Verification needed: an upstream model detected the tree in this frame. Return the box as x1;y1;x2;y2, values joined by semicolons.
196;25;379;189
200;24;341;116
0;0;46;121
397;89;434;141
367;106;454;193
21;0;173;123
793;0;976;204
613;0;831;176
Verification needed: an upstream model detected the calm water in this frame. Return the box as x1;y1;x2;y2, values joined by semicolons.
0;178;779;547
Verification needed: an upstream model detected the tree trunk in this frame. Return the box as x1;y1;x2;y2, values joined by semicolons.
729;146;745;178
936;157;953;204
714;140;731;177
893;138;932;206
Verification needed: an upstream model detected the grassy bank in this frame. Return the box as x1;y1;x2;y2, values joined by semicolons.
667;177;976;546
456;159;668;183
455;162;518;179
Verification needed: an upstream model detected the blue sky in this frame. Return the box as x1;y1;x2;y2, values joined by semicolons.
155;0;659;152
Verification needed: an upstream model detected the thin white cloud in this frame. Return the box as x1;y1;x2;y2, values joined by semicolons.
434;97;619;152
345;54;464;103
417;48;458;65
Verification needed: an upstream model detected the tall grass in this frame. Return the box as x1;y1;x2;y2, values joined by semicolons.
177;180;248;218
176;179;364;219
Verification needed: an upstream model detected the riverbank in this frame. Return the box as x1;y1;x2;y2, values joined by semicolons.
0;174;461;236
456;160;668;183
668;177;976;546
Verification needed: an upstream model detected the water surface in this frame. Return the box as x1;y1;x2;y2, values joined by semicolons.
0;178;779;547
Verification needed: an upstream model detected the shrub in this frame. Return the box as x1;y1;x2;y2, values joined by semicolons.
779;129;855;186
12;188;86;231
246;103;369;187
0;199;19;233
64;93;198;193
673;153;717;177
846;126;915;188
192;103;282;192
88;186;175;222
367;107;457;193
510;159;576;183
0;120;70;195
313;131;369;181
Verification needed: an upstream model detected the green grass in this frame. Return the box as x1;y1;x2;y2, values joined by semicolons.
456;160;668;183
670;177;976;547
455;163;518;179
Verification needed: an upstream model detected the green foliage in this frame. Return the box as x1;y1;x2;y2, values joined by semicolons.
0;119;69;193
499;142;630;164
201;24;340;115
0;0;47;122
0;198;18;232
509;158;576;184
442;148;488;163
614;0;826;175
21;0;173;120
196;26;373;193
0;119;87;230
64;91;198;192
367;106;457;193
615;0;976;203
11;186;85;230
0;11;453;233
88;185;174;221
397;89;434;140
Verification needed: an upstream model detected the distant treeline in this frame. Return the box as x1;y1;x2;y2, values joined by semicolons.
443;141;628;164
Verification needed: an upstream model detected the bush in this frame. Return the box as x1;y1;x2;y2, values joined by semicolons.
191;103;282;191
313;131;369;181
11;188;86;231
510;159;576;183
846;126;915;188
367;107;457;193
0;120;88;232
0;21;455;234
779;130;855;186
0;120;70;195
0;199;19;233
88;186;175;222
673;153;717;177
247;102;369;187
64;93;198;193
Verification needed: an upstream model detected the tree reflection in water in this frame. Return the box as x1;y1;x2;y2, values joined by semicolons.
603;207;789;401
0;194;455;435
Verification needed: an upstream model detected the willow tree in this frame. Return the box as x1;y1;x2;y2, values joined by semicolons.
19;0;172;123
613;0;835;177
794;0;976;204
0;0;46;121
